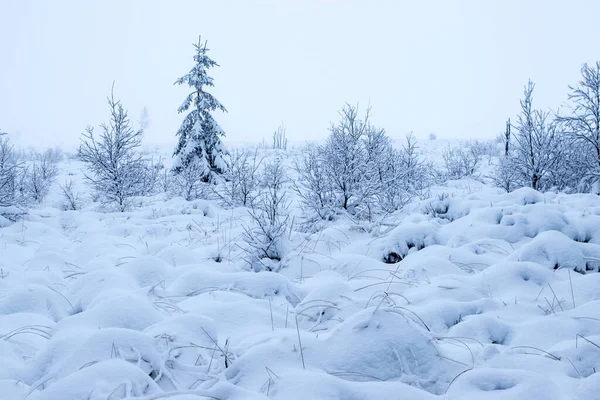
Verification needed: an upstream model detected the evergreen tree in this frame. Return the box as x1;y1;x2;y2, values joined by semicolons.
173;36;228;182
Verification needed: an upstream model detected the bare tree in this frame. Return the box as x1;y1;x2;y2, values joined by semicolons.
511;80;560;190
24;152;59;203
78;87;146;211
556;61;600;189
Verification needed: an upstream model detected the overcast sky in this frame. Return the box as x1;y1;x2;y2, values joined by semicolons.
1;0;599;149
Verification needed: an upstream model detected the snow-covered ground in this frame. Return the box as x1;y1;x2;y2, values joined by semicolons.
1;139;600;400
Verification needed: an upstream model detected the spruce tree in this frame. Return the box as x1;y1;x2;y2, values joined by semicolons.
173;36;228;182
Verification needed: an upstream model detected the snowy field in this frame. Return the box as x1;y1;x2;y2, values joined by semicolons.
1;140;600;400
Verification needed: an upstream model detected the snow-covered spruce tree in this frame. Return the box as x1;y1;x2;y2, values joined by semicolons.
242;157;290;272
172;36;228;183
510;80;560;191
78;88;145;211
556;61;600;191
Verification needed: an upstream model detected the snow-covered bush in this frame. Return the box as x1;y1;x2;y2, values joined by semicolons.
293;143;336;224
490;154;519;192
22;150;59;203
172;158;211;201
242;157;290;272
442;141;482;179
379;133;431;213
217;148;263;207
78;88;146;211
172;36;229;183
545;139;583;192
295;104;430;225
59;179;81;211
136;155;166;196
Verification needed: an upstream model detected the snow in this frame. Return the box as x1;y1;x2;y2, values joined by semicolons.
1;141;600;399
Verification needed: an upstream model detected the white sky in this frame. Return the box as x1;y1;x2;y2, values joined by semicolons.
1;0;599;149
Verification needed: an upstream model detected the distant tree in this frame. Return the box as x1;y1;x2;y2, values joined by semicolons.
491;155;518;193
78;87;145;211
272;123;288;150
138;106;151;131
172;36;228;183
